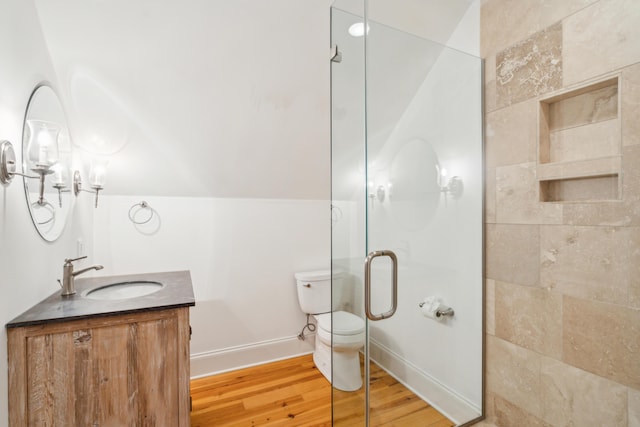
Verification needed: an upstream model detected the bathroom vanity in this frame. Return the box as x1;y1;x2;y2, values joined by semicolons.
5;270;195;427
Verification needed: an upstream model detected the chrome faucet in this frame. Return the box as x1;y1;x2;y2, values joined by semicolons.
59;256;104;296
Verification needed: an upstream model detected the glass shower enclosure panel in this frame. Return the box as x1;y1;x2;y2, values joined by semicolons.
330;3;367;425
331;2;483;426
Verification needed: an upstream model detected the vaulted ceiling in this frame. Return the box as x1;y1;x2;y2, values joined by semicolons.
34;0;475;199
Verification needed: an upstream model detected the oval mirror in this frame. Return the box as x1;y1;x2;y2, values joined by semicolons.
22;84;74;242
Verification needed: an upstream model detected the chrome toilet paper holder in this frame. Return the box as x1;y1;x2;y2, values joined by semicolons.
419;301;455;318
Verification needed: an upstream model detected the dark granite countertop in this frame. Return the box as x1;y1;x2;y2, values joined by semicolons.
6;270;195;328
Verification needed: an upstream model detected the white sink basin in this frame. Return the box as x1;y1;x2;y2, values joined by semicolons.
85;281;163;300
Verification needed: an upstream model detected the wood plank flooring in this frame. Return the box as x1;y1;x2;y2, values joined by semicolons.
190;354;454;426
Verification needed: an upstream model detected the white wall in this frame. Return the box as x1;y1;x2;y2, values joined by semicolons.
93;195;330;375
0;1;95;426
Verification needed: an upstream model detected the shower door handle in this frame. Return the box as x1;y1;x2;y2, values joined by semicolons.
364;250;398;321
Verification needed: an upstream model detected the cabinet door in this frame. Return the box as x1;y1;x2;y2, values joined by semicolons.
8;308;190;426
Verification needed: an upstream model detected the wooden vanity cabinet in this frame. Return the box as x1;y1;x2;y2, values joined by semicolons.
8;307;191;426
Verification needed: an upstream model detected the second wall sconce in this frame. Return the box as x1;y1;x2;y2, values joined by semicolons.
50;163;68;207
73;158;107;208
436;165;464;199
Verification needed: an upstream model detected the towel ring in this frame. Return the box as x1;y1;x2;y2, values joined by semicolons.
31;201;55;225
128;201;154;225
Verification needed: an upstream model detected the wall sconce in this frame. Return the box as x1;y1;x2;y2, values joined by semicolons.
89;158;107;207
26;120;61;206
0;122;68;208
73;158;107;208
1;124;67;228
442;176;463;198
0;140;17;185
437;166;463;199
50;163;69;207
369;182;386;203
368;180;394;209
367;180;384;208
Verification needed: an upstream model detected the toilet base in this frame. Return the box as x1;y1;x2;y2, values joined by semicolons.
313;334;362;392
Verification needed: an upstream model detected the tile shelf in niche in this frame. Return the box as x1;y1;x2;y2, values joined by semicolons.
540;174;620;203
537;75;622;203
538;156;621;203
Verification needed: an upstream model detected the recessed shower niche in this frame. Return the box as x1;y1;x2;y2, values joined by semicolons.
538;76;621;202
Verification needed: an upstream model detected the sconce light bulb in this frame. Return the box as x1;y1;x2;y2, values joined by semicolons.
27;120;61;167
440;168;448;178
37;130;52;148
51;163;67;186
89;158;108;188
92;167;105;186
348;22;370;37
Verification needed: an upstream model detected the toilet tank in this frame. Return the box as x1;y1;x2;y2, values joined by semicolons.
295;270;341;315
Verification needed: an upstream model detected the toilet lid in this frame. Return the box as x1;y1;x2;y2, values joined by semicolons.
294;270;331;281
316;311;365;335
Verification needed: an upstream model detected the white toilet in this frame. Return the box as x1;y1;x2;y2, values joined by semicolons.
295;270;365;392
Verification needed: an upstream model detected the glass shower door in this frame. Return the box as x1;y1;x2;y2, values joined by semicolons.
331;2;483;426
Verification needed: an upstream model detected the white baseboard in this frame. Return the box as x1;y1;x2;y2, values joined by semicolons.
369;338;481;425
190;334;315;379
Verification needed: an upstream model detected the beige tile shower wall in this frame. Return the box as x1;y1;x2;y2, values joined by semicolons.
563;0;640;86
482;1;640;426
495;22;563;108
622;64;640;147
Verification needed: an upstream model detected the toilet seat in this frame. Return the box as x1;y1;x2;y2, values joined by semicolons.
315;311;365;335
